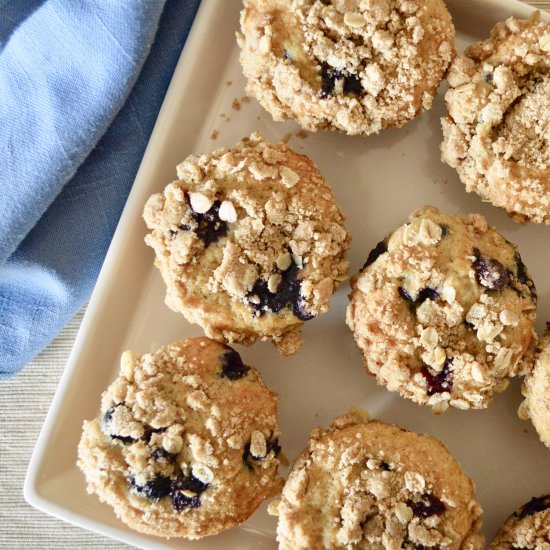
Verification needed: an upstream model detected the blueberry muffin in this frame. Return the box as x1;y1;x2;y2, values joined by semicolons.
519;332;550;450
143;133;350;355
441;13;550;224
237;0;455;135
346;206;537;412
272;409;483;549
77;337;282;539
489;495;550;549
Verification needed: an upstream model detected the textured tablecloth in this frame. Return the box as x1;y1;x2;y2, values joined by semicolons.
1;1;547;548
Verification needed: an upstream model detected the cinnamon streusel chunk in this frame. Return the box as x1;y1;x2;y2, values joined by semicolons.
441;13;550;224
143;133;350;355
238;0;455;135
77;337;282;539
273;409;484;549
346;206;537;412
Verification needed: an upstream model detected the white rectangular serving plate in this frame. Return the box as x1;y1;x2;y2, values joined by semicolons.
25;1;550;548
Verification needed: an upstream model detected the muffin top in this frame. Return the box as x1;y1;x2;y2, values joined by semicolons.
489;495;550;549
143;133;350;355
78;337;282;539
347;206;537;411
519;332;550;450
275;409;483;549
441;13;550;224
238;0;455;135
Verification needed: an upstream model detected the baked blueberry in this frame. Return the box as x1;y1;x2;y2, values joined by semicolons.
421;359;453;396
517;495;550;519
220;348;249;380
408;494;447;518
416;287;440;304
151;447;177;464
188;198;228;247
319;64;362;98
129;475;172;502
362;240;388;270
102;403;140;444
171;474;209;511
398;286;439;308
398;286;414;304
244;433;281;468
248;259;313;321
472;249;509;290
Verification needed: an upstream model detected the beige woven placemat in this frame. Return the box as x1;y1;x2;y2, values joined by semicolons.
1;2;547;548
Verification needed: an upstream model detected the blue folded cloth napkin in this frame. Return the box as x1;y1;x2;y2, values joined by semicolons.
0;0;201;377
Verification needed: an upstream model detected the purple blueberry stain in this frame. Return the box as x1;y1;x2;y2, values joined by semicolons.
408;494;447;519
220;348;250;380
421;359;453;396
248;258;313;321
472;248;509;290
362;239;387;270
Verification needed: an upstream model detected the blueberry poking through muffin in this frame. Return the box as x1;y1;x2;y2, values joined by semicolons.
78;338;282;539
143;133;350;355
347;206;537;412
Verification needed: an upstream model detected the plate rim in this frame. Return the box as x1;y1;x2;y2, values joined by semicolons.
23;0;548;547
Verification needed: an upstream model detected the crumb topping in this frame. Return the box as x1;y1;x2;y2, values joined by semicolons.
489;494;550;549
441;13;550;224
347;206;537;411
276;411;483;549
238;0;455;135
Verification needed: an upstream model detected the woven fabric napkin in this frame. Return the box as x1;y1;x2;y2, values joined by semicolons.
0;0;201;377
